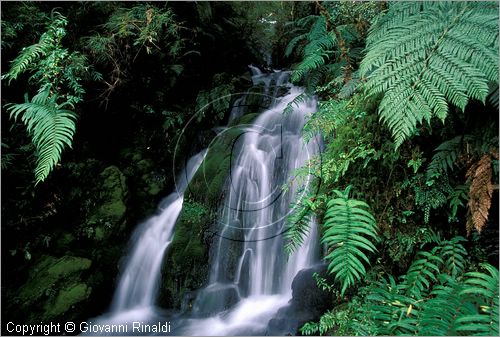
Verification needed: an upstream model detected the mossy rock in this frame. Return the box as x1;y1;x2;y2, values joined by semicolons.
16;255;92;323
45;283;91;319
186;128;238;207
86;166;128;240
169;201;211;272
227;112;260;127
136;159;154;172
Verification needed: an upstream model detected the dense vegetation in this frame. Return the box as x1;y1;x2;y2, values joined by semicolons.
1;1;498;336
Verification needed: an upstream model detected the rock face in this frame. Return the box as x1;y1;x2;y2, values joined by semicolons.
266;264;336;336
14;255;92;323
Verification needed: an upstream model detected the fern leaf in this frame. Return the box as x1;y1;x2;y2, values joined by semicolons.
418;275;477;336
361;2;499;147
466;154;494;234
6;87;77;184
426;135;473;179
400;250;443;298
284;197;313;255
457;264;499;336
438;236;467;277
322;186;378;296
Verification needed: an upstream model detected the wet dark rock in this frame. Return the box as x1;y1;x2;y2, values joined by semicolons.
266;264;335;336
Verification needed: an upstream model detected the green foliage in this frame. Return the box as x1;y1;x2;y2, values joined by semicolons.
301;310;336;336
322;186;378;296
3;12;96;184
457;264;499;335
303;98;377;185
7;86;77;185
195;83;234;122
305;237;499;336
284;191;324;255
414;174;453;223
361;2;499;147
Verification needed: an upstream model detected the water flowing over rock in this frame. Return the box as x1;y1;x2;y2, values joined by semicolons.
86;65;321;336
175;66;321;335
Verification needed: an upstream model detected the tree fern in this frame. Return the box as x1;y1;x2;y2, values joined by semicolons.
322;185;378;295
360;2;499;147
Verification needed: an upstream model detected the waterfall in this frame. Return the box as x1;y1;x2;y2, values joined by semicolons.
86;66;320;336
178;66;321;335
109;150;205;313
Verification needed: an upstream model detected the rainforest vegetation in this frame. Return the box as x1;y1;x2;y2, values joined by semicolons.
1;1;498;336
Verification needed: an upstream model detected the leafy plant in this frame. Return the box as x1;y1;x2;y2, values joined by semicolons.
360;2;499;147
322;185;378;295
3;11;97;184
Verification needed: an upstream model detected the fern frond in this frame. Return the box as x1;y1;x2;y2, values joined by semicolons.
466;154;494;234
284;196;313;256
6;86;77;184
285;33;308;58
322;186;378;296
426;135;473;179
365;276;418;335
361;2;499;147
457;264;499;336
418;275;476;336
438;236;467;277
338;71;360;99
400;250;443;298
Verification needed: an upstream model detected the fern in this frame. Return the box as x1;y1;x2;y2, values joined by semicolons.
438;236;467;278
3;12;92;184
418;275;477;336
466;154;495;234
322;185;378;295
400;249;443;298
364;276;418;335
457;264;499;335
284;195;314;255
6;86;77;184
426;135;473;180
360;2;499;147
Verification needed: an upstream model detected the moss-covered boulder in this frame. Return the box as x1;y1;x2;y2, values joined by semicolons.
15;255;92;323
165;200;213;297
84;166;128;241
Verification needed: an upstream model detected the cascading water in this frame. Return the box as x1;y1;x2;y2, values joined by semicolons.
176;66;321;335
84;151;206;333
85;66;320;336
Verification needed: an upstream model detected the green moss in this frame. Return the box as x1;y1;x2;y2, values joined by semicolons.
170;201;210;270
17;255;92;322
88;166;128;227
94;226;105;241
137;159;153;172
227;112;260;127
45;283;91;318
46;256;92;277
186;127;245;206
